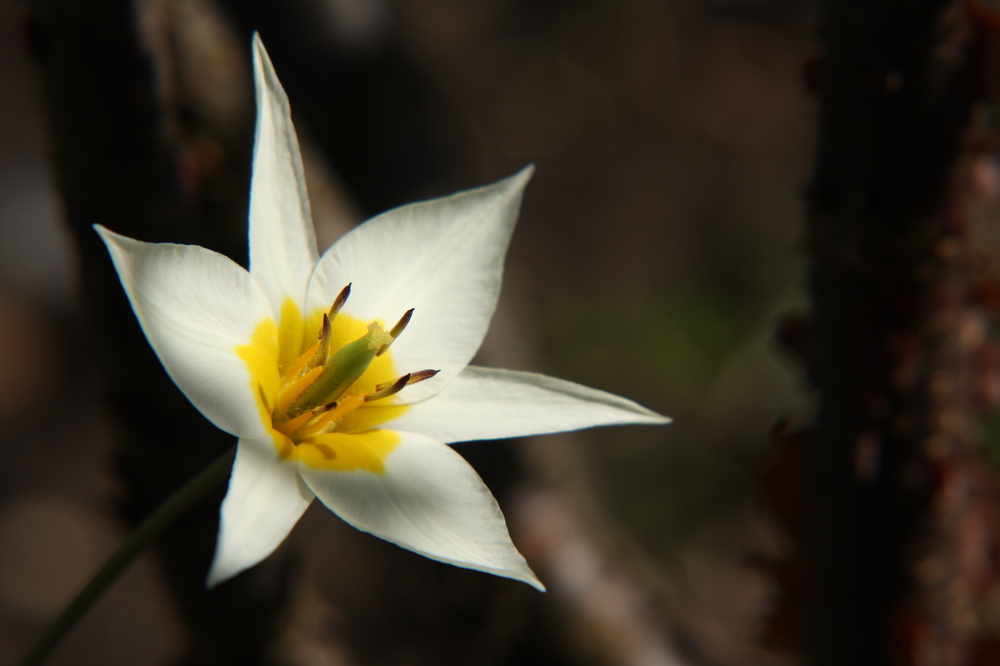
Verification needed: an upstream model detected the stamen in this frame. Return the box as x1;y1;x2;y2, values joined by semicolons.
293;395;364;440
377;308;414;356
279;408;318;436
329;283;351;321
288;325;387;413
266;291;434;441
407;369;440;385
258;385;273;413
282;401;335;439
282;339;321;387
365;373;411;402
305;284;351;372
276;366;323;419
307;314;333;370
374;369;439;392
390;308;414;339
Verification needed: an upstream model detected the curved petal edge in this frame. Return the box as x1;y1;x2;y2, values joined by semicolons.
207;435;315;587
248;33;319;312
384;365;670;443
305;167;535;404
96;225;275;440
300;431;544;590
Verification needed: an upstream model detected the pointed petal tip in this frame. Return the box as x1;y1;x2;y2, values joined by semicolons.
251;32;281;99
204;557;250;589
95;225;154;259
440;557;547;591
204;555;236;589
387;366;671;442
202;535;265;590
205;437;314;590
93;223;122;246
479;552;545;591
94;225;142;264
204;568;224;590
519;568;546;592
252;35;267;77
638;409;672;426
251;31;267;63
500;164;534;194
438;551;544;591
599;390;671;426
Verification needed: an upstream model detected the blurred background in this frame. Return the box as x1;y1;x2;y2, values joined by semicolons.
0;0;819;663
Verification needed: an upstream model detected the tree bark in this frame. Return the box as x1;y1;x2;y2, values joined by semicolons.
803;0;1000;663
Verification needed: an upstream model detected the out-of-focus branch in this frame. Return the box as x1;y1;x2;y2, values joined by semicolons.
27;1;290;662
19;447;236;666
212;0;448;217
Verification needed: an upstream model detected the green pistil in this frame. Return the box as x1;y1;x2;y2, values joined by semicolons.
287;323;390;416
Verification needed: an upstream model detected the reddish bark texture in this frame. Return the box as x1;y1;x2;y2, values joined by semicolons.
765;1;1000;664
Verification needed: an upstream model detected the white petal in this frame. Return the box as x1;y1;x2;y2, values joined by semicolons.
248;34;319;311
384;366;671;443
207;435;314;587
306;167;534;403
97;226;275;439
299;431;543;589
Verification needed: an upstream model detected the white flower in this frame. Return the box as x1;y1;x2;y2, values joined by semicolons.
96;35;668;591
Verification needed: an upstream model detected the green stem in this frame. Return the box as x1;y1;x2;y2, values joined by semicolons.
19;446;237;666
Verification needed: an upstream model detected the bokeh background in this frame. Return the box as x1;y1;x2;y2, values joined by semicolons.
0;0;819;663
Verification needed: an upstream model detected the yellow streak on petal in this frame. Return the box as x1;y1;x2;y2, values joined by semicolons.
235;317;279;422
270;428;298;460
337;403;407;434
297;430;400;473
237;317;298;458
278;298;305;375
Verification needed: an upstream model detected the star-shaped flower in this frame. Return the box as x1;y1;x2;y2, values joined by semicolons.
96;35;668;590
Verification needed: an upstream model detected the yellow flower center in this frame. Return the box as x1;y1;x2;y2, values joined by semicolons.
236;287;434;473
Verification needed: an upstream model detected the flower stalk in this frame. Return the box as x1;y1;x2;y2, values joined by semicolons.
18;447;237;666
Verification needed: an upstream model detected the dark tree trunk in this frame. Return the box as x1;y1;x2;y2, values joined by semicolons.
802;0;1000;663
26;1;290;663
